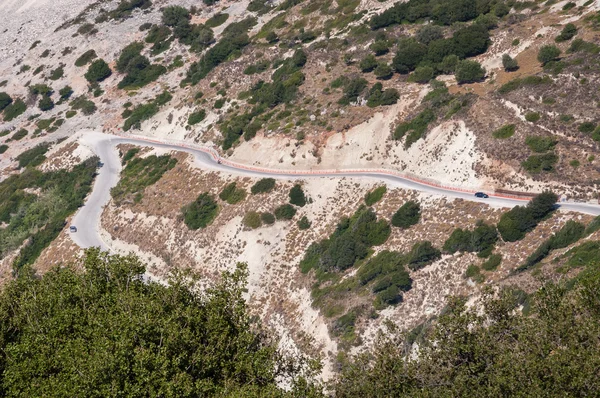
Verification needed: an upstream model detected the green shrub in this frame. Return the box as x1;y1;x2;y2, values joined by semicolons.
497;191;558;242
525;112;541;123
365;186;386;206
38;96;54;112
219;182;246;204
74;50;97;67
520;220;584;272
243;211;262;229
481;253;502;271
498;75;552;94
359;54;378;73
371;40;390;55
555;23;577;42
298;216;311;230
0;92;13;111
537;45;561;65
522;152;558;173
502;54;519;72
70;96;97;115
261;212;275;225
59;86;74;100
407;241;441;271
251;178;276;194
0;145;7;154
465;264;484;283
206;13;229;28
85;59;112;82
289;184;306;207
49;66;64;81
443;221;498;254
123;92;172;131
300;206;391;273
578;122;596;133
15;143;50;168
393;109;436;147
188;109;206;125
565;241;600;269
111;155;177;204
182;192;219;230
3;99;27;122
492;124;515;139
525;135;557;152
11;129;28;141
391;201;421;229
338;77;368;105
455;60;486;84
274;204;296;220
367;84;399;107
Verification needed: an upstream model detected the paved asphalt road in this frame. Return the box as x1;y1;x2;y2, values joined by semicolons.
69;132;600;250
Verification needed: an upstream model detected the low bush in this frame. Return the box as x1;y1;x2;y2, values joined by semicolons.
0;145;7;154
15;143;50;168
70;96;97;115
502;54;519;72
538;45;561;65
206;13;229;28
182;192;219;230
188;109;206;125
123;91;172;131
251;178;275;194
11;129;28;141
261;212;275;225
0;92;13;111
443;220;498;255
555;23;577;42
525;135;557;152
578;122;596;133
492;124;515;139
298;216;311;230
455;60;485;84
84;59;112;83
365;186;386;206
407;241;441;271
274;204;296;220
522;152;558;173
481;253;502;271
74;50;97;67
519;220;584;272
525;112;541;123
391;201;421;229
289;184;306;207
219;182;246;204
497;191;558;242
393;109;436;147
111;155;177;204
243;211;262;229
3;99;27;122
498;75;552;94
465;264;484;283
300;206;390;273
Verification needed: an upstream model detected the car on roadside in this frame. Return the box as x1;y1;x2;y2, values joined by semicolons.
69;226;77;233
474;192;489;198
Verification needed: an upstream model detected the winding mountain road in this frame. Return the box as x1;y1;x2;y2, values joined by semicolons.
70;132;600;251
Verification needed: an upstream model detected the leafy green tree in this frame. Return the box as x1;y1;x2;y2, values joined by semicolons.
392;39;427;74
439;54;459;74
537;45;561;65
251;178;276;194
391;201;421;229
455;60;485;84
406;241;441;271
364;186;386;206
502;54;519;71
38;96;54;111
59;86;74;100
162;5;191;27
298;216;311;230
84;59;112;82
0;250;322;397
410;66;434;83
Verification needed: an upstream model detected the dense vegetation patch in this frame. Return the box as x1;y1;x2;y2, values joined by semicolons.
74;49;97;67
251;178;276;194
15;143;51;169
123;91;172;131
0;158;98;271
443;220;498;255
3;99;27;122
219;182;246;204
289;184;307;207
364;186;386;206
182;192;219;230
111;154;177;204
116;42;167;89
300;206;390;274
391;201;421;229
84;59;112;83
497;191;558;242
0;252;316;396
492;124;515;139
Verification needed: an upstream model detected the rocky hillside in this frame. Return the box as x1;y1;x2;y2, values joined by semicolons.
2;0;600;382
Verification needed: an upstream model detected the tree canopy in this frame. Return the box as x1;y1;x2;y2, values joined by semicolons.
0;250;322;397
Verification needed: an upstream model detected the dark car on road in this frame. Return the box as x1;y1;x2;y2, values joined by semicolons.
69;226;77;233
474;192;489;198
